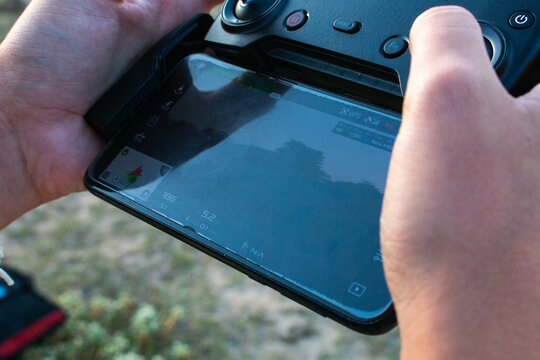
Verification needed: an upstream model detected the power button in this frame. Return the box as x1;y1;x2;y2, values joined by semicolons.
509;11;535;29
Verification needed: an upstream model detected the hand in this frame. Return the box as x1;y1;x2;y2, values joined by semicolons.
381;6;540;359
0;0;222;227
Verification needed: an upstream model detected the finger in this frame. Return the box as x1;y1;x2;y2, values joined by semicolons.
410;6;489;66
404;6;507;124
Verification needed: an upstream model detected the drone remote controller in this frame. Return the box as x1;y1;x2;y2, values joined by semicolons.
84;1;539;334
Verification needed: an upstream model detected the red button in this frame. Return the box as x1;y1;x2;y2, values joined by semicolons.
286;10;308;31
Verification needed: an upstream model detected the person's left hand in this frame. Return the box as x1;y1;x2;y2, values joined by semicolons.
0;0;221;227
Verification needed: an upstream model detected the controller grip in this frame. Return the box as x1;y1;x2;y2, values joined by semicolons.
85;14;214;139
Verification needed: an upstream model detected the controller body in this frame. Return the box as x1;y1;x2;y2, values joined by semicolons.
87;1;539;139
208;0;539;103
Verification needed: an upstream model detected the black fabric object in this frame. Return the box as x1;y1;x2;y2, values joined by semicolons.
0;267;66;359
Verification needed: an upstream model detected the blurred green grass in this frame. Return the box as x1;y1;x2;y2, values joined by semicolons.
2;192;401;360
0;0;25;39
0;2;400;359
0;12;17;40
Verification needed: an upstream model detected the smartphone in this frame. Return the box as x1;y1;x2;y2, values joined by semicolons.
85;53;400;333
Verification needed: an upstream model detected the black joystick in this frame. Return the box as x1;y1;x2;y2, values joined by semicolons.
235;0;278;21
222;0;284;28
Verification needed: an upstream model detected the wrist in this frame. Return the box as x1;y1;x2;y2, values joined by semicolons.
0;85;44;227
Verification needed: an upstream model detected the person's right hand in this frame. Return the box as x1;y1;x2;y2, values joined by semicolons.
381;6;540;359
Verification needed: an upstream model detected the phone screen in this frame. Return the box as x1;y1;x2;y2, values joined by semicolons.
87;54;400;321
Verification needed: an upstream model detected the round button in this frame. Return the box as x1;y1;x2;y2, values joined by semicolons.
509;11;535;29
285;10;308;31
382;37;408;58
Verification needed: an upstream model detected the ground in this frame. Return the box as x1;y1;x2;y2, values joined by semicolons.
0;3;400;359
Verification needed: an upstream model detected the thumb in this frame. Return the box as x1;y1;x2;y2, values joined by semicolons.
403;6;507;125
